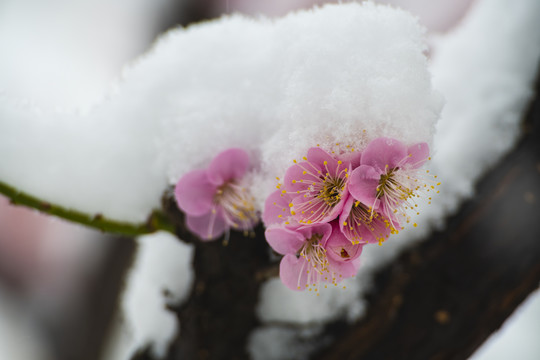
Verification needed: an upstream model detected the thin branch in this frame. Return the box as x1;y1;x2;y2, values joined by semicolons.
0;180;174;236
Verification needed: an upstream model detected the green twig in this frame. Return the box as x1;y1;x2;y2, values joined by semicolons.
0;180;175;236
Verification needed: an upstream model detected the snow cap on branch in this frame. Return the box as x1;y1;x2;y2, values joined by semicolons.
0;2;441;224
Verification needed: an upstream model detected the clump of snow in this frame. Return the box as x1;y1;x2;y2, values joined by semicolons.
105;232;194;359
253;0;540;357
0;2;441;223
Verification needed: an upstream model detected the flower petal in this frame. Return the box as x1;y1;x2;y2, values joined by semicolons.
284;161;320;193
349;165;380;208
307;147;339;177
326;221;363;262
328;256;362;279
406;142;430;169
297;223;332;245
265;226;305;255
262;190;294;227
361;137;407;171
175;169;217;216
207;148;250;185
279;254;310;291
338;150;362;169
185;211;227;241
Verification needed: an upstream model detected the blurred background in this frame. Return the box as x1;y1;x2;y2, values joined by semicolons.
0;0;537;359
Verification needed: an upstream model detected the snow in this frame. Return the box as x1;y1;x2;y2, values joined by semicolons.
469;290;540;360
252;0;540;357
105;231;194;359
0;2;441;223
1;0;539;357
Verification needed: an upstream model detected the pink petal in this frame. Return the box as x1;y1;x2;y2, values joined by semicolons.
279;254;310;291
297;223;332;245
326;221;364;262
406;142;430;169
338;150;362;169
284;161;320;193
361;137;408;171
265;226;305;255
348;165;381;208
175;169;217;216
307;147;340;177
207;148;250;185
262;190;294;227
185;211;227;241
327;255;362;279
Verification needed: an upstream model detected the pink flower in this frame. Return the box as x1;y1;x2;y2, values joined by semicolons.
339;196;395;245
283;147;350;225
262;189;298;228
348;137;431;227
174;148;258;241
265;221;363;291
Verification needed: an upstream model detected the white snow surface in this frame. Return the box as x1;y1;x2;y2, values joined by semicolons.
106;231;194;359
0;2;441;222
252;0;540;357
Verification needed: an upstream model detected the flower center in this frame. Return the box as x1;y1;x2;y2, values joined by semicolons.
298;233;328;274
376;167;411;200
290;159;349;224
318;175;346;206
343;200;394;245
214;182;257;230
374;164;440;229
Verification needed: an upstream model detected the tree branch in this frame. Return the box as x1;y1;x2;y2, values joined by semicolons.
0;180;174;236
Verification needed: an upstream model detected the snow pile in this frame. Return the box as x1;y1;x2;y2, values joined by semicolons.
105;232;194;359
0;2;441;223
251;0;540;358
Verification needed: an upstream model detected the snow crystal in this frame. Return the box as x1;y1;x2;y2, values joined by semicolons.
253;0;540;353
105;231;194;359
0;1;441;223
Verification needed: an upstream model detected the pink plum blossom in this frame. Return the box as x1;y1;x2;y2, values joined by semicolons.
262;189;299;228
348;137;432;228
339;196;395;245
265;221;363;291
283;147;350;225
175;148;258;241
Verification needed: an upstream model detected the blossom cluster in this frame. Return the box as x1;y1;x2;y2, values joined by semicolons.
262;137;437;291
173;138;438;292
